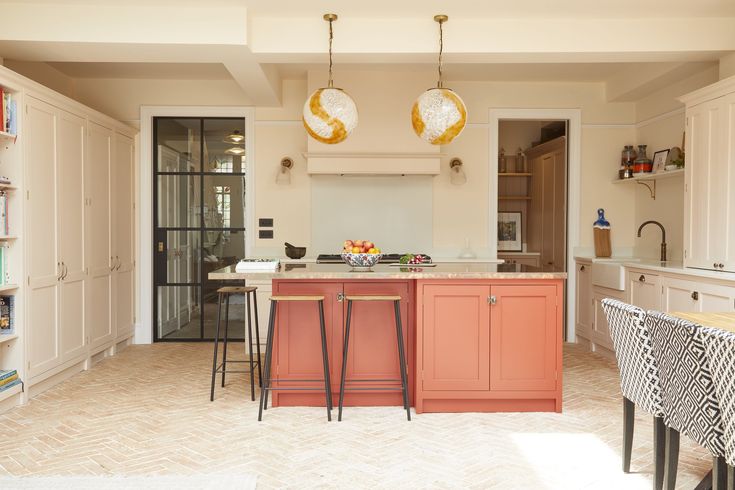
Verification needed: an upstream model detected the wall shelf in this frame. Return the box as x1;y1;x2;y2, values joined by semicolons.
612;168;684;199
499;196;532;201
0;131;17;141
0;285;19;293
0;183;17;191
498;173;532;177
0;334;17;345
0;236;17;241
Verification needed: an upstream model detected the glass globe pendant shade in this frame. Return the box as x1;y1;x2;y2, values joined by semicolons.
411;87;467;145
302;87;358;145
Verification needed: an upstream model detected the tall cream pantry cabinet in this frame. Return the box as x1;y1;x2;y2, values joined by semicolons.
680;77;735;273
0;65;136;412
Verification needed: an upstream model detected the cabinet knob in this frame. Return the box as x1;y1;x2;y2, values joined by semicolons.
638;275;646;283
714;262;718;269
336;292;345;302
692;291;699;301
718;263;725;269
580;265;586;272
488;295;497;305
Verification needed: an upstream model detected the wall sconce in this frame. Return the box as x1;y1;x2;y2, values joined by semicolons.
276;157;294;185
449;158;467;185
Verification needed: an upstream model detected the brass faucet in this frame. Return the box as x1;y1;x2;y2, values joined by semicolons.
637;220;667;262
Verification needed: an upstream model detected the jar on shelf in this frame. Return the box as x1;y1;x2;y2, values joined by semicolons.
620;145;636;178
499;147;507;173
634;144;653;173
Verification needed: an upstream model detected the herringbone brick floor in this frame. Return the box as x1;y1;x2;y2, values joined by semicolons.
0;343;712;489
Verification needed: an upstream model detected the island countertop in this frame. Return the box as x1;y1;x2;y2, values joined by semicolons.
208;262;568;280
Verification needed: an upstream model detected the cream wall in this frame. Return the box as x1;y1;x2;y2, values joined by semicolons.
632;66;719;261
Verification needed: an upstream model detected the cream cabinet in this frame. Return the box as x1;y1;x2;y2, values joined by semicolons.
661;276;735;313
26;97;87;378
574;260;592;340
627;270;662;311
113;133;135;341
681;79;735;273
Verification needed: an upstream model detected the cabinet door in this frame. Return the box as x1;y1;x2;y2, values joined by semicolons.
662;277;700;312
342;282;410;390
113;133;135;339
86;121;114;349
685;99;722;270
575;262;592;334
490;284;558;391
272;282;343;392
25;97;60;376
628;271;661;311
56;109;87;362
422;284;490;391
724;93;735;272
591;287;625;350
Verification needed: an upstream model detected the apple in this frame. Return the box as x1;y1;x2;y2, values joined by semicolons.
363;241;374;250
354;240;364;247
351;246;361;254
343;240;353;249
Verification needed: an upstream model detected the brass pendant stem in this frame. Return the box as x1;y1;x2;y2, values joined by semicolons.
434;15;448;89
324;13;338;88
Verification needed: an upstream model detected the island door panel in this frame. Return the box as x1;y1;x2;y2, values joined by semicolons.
342;282;411;393
489;284;558;391
422;284;491;391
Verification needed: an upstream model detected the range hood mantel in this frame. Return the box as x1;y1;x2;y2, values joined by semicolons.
305;152;443;176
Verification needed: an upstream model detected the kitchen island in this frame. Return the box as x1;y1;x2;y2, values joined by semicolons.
209;262;566;413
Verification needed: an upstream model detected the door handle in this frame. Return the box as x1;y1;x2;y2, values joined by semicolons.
488;295;497;305
158;241;165;252
110;256;115;272
57;262;63;281
60;262;68;280
336;292;345;302
115;256;121;271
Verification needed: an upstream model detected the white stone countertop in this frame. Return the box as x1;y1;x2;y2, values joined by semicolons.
574;255;735;282
208;262;567;280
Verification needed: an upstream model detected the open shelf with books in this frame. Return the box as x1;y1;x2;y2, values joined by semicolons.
0;77;24;411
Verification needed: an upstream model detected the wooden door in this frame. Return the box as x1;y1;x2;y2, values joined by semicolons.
272;282;343;393
490;284;558;391
628;271;662;311
56;109;87;363
342;282;410;392
86;121;113;349
113;133;135;340
685;99;722;270
422;284;490;391
25;97;60;376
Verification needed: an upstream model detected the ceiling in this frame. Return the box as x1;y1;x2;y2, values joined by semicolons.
48;62;232;80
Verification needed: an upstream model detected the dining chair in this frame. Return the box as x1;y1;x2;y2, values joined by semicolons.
601;298;665;489
646;311;728;490
699;326;735;489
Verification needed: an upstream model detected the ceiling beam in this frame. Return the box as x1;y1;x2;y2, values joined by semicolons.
605;62;716;102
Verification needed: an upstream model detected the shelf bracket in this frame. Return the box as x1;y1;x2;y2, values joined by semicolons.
636;180;656;200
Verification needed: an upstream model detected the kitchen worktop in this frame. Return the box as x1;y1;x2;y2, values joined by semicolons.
208;262;567;280
575;255;735;282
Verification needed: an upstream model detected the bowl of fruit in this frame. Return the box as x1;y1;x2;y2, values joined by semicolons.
341;240;382;269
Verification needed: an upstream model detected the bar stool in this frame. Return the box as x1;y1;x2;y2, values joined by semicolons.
210;286;262;402
337;295;410;422
258;295;333;422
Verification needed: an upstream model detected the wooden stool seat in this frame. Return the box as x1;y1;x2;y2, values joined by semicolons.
344;295;401;301
269;295;325;302
217;286;257;294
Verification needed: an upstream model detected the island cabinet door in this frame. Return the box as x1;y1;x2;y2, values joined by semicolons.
422;284;491;391
272;282;343;389
342;282;411;388
489;284;558;391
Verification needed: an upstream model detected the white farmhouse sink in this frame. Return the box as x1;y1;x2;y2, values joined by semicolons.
589;258;641;291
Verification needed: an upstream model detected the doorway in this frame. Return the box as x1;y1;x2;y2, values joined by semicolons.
153;117;248;341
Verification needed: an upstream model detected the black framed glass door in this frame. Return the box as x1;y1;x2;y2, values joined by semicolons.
153;117;247;341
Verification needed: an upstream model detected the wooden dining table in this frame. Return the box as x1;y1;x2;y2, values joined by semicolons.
671;312;735;333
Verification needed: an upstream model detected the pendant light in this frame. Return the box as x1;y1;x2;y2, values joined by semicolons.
302;13;358;145
225;147;245;156
411;15;467;145
223;129;244;144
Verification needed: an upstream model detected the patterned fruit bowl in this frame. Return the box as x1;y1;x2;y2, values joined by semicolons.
341;253;383;269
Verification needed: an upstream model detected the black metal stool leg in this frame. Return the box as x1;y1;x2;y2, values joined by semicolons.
210;292;223;401
394;300;411;421
253;289;263;387
258;300;278;421
246;291;256;401
221;293;230;387
317;300;332;421
338;300;353;421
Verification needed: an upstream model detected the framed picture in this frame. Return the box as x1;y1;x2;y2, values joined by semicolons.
652;149;670;174
498;212;522;252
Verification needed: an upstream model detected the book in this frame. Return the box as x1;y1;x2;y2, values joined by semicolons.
235;258;280;272
0;378;21;392
0;373;18;386
0;88;4;133
2;92;9;133
0;296;14;333
0;369;17;382
8;97;16;135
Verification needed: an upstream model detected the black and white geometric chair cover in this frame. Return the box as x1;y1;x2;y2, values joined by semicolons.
601;298;665;487
699;326;735;482
602;298;663;417
645;311;727;489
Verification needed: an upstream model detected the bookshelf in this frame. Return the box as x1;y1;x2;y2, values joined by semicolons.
0;76;23;410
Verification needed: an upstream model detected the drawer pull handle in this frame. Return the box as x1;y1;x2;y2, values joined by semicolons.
580;265;586;272
639;275;646;283
692;291;699;301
